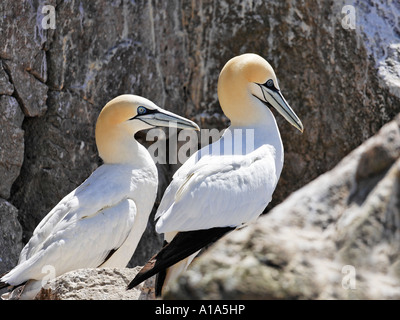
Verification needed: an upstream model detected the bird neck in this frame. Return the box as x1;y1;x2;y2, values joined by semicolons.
225;112;282;150
96;123;153;166
221;105;284;172
225;119;283;182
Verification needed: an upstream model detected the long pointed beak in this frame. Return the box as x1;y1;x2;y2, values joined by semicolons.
136;108;200;131
259;84;304;133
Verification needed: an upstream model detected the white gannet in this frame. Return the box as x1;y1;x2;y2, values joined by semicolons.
0;94;199;300
127;53;304;296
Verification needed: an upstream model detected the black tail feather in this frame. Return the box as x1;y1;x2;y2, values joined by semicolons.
127;226;235;292
155;268;167;297
154;241;168;296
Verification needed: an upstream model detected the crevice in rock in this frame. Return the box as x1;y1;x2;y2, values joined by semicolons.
1;61;25;119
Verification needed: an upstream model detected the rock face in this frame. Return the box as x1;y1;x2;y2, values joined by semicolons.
0;95;24;199
35;267;155;300
0;199;22;273
1;0;400;299
165;114;400;300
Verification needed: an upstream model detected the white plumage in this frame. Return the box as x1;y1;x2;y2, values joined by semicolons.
10;164;156;278
156;127;282;233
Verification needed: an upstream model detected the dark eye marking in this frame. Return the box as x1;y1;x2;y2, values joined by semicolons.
137;106;147;115
261;79;279;92
129;107;160;120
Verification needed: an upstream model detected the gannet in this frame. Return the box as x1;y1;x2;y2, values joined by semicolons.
127;53;304;296
0;94;199;300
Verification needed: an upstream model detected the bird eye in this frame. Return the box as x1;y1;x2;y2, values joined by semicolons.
266;79;274;88
137;106;147;115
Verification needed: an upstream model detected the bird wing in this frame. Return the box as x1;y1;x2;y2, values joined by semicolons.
2;165;139;286
155;144;279;233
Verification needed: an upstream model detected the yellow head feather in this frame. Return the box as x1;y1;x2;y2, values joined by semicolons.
217;53;279;126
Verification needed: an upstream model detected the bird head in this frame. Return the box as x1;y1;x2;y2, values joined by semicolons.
96;95;199;134
95;94;199;163
218;53;303;132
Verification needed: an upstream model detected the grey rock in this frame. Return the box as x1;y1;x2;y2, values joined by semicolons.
35;267;155;300
0;62;14;95
0;0;50;117
165;115;400;300
0;95;24;199
0;199;22;274
4;61;48;117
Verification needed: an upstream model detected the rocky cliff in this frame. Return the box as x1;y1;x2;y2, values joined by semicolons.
1;0;400;299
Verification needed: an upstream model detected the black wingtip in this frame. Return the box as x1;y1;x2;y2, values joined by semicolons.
155;268;167;297
127;243;168;291
127;227;235;293
128;245;168;296
127;258;157;290
126;277;141;290
127;268;165;297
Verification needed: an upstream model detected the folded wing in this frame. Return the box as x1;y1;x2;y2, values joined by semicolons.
156;145;278;234
2;165;138;287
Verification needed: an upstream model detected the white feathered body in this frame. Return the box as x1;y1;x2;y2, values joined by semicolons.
153;119;284;292
2;158;157;298
156;118;284;235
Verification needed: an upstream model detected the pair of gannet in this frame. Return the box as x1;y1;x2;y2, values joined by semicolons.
0;95;199;299
0;53;303;299
127;53;303;296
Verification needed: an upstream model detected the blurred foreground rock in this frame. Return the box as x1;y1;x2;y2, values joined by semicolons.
36;267;155;300
165;114;400;300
